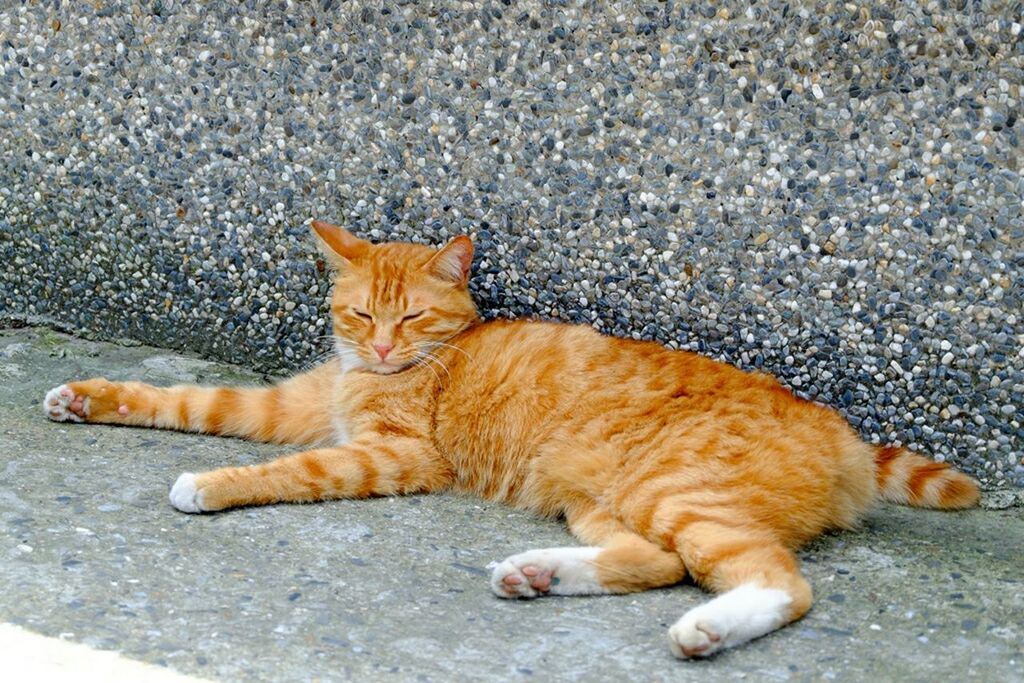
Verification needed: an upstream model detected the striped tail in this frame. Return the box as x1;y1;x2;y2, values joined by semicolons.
874;446;980;509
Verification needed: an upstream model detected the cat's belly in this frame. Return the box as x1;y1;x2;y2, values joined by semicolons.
437;435;538;505
433;412;589;514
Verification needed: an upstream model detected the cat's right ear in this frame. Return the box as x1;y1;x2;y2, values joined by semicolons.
311;220;369;267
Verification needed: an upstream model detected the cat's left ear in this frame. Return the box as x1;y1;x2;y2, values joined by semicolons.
311;219;370;267
425;235;474;284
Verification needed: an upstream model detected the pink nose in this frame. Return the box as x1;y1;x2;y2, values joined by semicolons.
373;343;393;360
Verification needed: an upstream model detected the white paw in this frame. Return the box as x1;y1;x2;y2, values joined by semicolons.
669;584;791;658
169;472;206;513
669;607;726;658
489;547;602;598
43;384;87;423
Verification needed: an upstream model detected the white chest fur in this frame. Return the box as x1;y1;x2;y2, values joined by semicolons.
332;415;351;446
330;340;367;446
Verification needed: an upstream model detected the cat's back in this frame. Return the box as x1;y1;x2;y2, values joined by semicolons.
432;318;788;456
431;318;673;498
436;318;863;470
442;317;777;412
443;317;683;398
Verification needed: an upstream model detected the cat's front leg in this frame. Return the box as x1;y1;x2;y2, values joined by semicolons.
44;379;142;425
170;436;453;512
44;377;251;433
43;364;339;445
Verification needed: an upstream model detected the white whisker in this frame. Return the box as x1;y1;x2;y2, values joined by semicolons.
421;339;474;361
418;351;452;380
412;355;442;383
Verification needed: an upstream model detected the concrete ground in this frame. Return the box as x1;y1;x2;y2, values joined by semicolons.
1;325;1021;682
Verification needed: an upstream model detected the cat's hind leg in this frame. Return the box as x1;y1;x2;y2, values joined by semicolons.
43;363;338;445
490;503;685;598
667;521;812;658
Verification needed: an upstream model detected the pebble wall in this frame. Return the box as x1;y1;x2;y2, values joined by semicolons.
1;1;1021;486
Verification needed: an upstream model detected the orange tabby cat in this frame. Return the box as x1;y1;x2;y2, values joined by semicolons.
43;220;979;657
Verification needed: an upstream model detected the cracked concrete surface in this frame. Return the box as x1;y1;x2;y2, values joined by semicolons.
1;326;1021;681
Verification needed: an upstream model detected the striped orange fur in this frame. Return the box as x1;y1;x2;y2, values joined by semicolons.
874;445;979;509
44;221;981;658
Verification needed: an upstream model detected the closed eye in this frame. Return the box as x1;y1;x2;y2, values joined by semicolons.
402;310;425;322
352;309;372;320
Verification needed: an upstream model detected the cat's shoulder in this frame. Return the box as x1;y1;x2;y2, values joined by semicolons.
458;316;605;342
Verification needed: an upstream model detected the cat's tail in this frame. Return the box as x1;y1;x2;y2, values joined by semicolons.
874;446;980;509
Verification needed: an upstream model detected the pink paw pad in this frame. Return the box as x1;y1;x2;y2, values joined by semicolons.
43;384;87;423
118;404;129;415
507;565;554;593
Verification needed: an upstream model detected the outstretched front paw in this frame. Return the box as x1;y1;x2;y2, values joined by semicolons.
43;384;89;422
42;378;129;424
170;472;209;513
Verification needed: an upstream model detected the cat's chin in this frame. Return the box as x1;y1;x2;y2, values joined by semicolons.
368;361;408;375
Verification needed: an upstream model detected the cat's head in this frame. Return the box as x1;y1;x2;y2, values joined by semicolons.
311;220;480;374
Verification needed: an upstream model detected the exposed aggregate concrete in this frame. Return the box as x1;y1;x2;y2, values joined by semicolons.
0;2;1021;486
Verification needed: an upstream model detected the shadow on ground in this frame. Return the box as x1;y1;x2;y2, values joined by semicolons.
2;326;1021;682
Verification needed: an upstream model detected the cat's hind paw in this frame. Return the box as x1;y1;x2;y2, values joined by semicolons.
489;547;603;598
668;584;792;658
668;612;724;658
170;472;207;513
43;384;88;423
